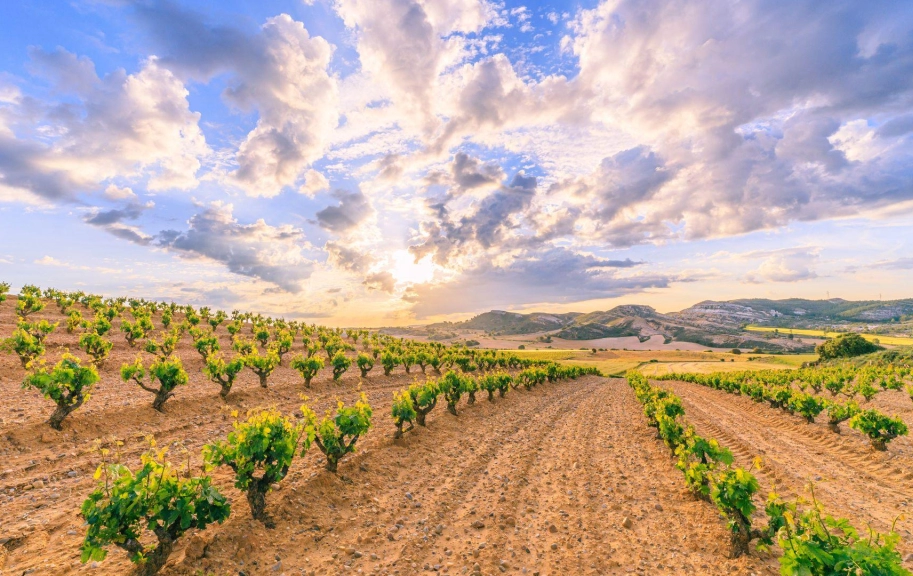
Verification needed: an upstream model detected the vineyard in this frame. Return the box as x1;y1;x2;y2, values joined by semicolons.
1;284;913;575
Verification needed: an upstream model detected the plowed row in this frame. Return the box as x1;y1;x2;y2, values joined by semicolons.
658;378;913;570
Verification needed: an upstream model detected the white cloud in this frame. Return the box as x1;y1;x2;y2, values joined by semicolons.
299;169;331;197
1;53;207;203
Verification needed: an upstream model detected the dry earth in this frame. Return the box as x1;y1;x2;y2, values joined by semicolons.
657;379;913;571
0;302;787;575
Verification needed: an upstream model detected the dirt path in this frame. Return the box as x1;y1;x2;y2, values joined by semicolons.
659;379;913;569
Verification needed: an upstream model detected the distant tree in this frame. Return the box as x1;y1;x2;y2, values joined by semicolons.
816;334;882;360
730;348;742;355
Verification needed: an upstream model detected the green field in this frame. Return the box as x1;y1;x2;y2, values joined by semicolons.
745;325;913;346
505;348;816;377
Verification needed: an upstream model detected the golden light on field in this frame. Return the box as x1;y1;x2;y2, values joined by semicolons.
390;250;436;285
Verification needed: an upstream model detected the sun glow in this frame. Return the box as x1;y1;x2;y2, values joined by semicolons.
390;250;437;285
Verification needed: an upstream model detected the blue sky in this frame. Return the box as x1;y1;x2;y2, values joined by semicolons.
1;0;913;325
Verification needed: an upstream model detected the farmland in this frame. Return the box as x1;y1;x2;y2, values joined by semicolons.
507;348;815;377
745;325;913;346
2;284;913;575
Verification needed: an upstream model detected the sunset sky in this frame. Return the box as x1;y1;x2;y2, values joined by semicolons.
1;0;912;325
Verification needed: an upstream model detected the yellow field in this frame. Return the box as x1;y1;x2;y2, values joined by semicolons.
745;325;913;346
504;348;814;377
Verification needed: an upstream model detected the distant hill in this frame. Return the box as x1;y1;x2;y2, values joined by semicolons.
427;310;580;335
415;297;913;352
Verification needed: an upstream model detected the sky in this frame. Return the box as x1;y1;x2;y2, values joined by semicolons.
1;0;913;326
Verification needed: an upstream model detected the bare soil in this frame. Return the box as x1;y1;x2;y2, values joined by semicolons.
0;302;783;575
658;378;913;571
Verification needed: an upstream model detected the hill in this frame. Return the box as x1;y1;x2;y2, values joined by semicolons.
412;297;913;352
427;310;580;335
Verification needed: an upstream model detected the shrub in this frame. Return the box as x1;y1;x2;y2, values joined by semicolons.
79;332;114;368
381;351;399;376
16;291;45;317
787;392;825;423
1;328;45;368
203;353;244;399
122;315;153;347
675;432;733;501
407;380;439;426
302;394;373;473
710;466;761;558
816;334;881;360
478;373;501;401
161;309;172;329
81;445;230;575
824;400;859;433
331;351;352;381
18;318;58;343
414;351;431;373
232;336;256;355
67;310;84;333
517;367;547;390
291;355;324;388
854;379;878;402
121;356;189;411
193;331;220;360
401;352;415;374
356;352;374;377
144;329;181;360
204;409;310;527
439;370;469;416
766;489;907;575
392;390;416;439
23;353;99;430
464;376;480;405
273;330;294;363
241;347;280;388
849;409;908;450
0;281;8;304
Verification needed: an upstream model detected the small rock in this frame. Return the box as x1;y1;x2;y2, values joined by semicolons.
548;524;558;533
271;560;282;571
654;504;663;512
471;520;485;529
621;517;633;529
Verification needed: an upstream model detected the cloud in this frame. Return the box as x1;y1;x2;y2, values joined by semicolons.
335;0;492;133
411;171;538;264
363;270;396;292
104;184;137;201
0;52;207;202
406;247;663;316
135;3;338;197
744;250;819;284
448;152;504;190
315;190;374;233
299;169;330;197
565;0;913;240
325;241;374;272
156;201;314;292
548;146;673;244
